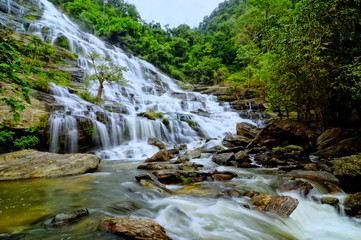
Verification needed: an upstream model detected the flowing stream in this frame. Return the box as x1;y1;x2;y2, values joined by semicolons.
1;0;361;239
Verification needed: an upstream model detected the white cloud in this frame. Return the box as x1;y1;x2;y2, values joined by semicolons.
125;0;224;28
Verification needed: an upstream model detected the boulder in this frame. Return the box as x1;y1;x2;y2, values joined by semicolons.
287;170;339;185
99;217;172;240
250;194;299;217
234;150;248;161
135;174;172;194
0;150;100;180
313;136;361;158
51;208;89;226
343;192;361;217
222;134;252;148
152;170;208;184
145;150;170;162
324;153;361;193
236;122;260;139
278;180;313;196
212;153;235;166
316;128;343;150
184;149;202;159
320;197;340;212
211;170;237;182
147;137;166;149
252;119;316;151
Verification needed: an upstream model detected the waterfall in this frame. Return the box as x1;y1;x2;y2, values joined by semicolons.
26;0;255;157
6;0;10;14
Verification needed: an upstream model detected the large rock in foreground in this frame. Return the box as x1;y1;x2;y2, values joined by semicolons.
0;150;100;180
343;192;361;217
99;217;172;240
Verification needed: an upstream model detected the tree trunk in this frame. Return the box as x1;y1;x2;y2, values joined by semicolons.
96;80;104;106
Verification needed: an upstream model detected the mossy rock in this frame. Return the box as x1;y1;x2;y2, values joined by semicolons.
54;36;70;51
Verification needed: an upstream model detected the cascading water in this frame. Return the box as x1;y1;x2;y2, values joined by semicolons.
26;0;251;158
1;1;361;239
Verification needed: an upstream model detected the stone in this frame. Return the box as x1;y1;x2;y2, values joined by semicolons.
152;170;208;185
147;137;166;149
222;134;252;148
278;180;313;196
0;83;47;129
316;128;342;150
0;150;100;180
99;217;172;240
250;194;299;217
234;150;248;161
184;149;202;159
325;153;361;193
313;137;361;158
203;145;225;153
135;174;172;194
51;208;89;226
343;192;361;217
212;153;235;166
211;171;237;181
252;119;316;151
321;197;340;212
236;122;260;139
287;170;339;185
145;150;170;162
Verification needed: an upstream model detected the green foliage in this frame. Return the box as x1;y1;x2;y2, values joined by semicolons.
0;126;40;154
80;90;97;103
54;36;70;50
86;50;128;106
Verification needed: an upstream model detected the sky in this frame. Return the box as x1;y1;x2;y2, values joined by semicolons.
125;0;225;29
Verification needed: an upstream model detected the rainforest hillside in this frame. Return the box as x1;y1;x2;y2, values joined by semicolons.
47;0;361;128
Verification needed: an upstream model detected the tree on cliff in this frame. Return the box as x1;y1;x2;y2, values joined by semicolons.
86;51;127;106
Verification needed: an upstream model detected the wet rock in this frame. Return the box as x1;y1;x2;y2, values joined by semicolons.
135;174;172;194
252;119;316;151
152;170;208;185
167;148;180;158
236;122;260;139
234;150;248;161
145;150;170;162
0;150;100;180
242;191;261;198
203;145;225;153
278;180;313;196
147;137;166;149
175;156;189;163
211;170;237;181
321;197;340;212
178;162;204;171
51;208;89;226
99;217;172;240
325;153;361;193
222;134;252;148
221;189;244;197
138;162;178;170
184;149;202;159
343;192;361;217
137;108;164;120
250;194;299;217
323;182;342;195
287;170;339;185
212;153;235;166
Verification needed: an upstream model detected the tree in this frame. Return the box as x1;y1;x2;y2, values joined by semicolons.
86;51;127;106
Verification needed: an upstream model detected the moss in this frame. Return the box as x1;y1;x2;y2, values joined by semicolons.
54;36;70;50
138;108;164;119
24;16;37;21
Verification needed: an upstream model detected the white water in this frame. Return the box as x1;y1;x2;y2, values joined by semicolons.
2;0;361;239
